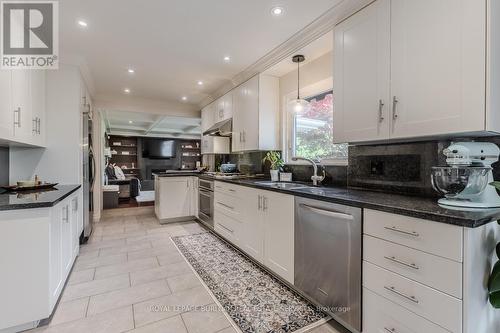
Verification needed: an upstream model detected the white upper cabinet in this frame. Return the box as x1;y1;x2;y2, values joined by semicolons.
232;74;279;152
30;71;46;146
0;70;46;146
201;102;230;154
334;0;496;143
214;91;233;122
333;0;391;143
201;102;215;132
0;70;13;140
390;0;486;138
11;70;32;143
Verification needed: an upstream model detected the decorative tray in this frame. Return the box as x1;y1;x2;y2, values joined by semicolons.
1;183;59;192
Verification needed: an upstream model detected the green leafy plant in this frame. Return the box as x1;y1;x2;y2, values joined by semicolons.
262;151;284;170
488;181;500;307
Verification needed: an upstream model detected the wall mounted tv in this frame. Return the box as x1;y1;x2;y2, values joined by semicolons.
142;139;176;159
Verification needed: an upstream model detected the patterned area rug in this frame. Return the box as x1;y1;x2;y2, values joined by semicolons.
171;232;328;333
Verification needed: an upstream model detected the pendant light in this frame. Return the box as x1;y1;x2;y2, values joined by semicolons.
288;54;310;114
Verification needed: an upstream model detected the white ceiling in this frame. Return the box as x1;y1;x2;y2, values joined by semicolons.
103;110;201;139
60;0;341;106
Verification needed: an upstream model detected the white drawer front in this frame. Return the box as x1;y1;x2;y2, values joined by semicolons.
363;235;462;299
214;191;243;222
363;288;450;333
363;261;462;332
364;209;463;262
214;210;242;246
214;181;241;197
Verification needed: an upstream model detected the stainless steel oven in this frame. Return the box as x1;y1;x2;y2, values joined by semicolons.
198;179;214;228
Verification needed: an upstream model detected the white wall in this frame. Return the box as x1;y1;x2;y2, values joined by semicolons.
10;65;82;185
95;94;200;118
279;51;333;98
277;51;333;159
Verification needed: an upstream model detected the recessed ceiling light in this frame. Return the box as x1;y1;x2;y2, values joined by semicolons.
127;68;135;74
197;81;203;86
128;120;133;124
77;20;88;27
271;6;284;16
223;56;230;62
124;88;130;94
181;96;188;101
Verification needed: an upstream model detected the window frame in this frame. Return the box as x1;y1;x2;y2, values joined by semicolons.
282;77;348;166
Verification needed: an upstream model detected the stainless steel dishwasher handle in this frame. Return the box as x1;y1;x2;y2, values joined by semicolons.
300;204;354;220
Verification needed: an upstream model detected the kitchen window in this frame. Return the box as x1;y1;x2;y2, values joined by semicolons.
285;85;348;164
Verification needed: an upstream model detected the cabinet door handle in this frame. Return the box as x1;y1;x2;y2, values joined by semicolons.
242;131;246;142
37;118;41;134
378;99;385;123
258;195;262;210
239;132;242;142
63;206;69;223
32;118;37;133
262;196;268;211
384;256;419;270
72;198;78;212
392;96;398;120
14;107;21;127
384;226;420;237
384;286;419;304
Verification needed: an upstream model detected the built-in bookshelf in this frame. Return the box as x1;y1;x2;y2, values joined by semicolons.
108;135;139;178
180;140;201;170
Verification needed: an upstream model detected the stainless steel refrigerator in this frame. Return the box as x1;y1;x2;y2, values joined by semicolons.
82;111;95;243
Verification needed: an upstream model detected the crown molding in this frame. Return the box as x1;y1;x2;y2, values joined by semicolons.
199;0;373;109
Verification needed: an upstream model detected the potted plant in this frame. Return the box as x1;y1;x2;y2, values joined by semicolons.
488;181;500;307
262;151;284;182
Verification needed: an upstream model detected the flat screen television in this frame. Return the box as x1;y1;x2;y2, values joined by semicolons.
142;139;176;159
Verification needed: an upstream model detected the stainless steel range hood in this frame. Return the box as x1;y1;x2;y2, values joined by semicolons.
202;118;232;137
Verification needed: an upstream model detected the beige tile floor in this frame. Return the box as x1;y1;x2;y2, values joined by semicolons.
27;207;346;333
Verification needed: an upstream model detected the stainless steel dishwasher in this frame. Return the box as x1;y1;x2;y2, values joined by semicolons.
294;197;362;333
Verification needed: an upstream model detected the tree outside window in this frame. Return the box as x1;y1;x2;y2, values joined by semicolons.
293;90;348;161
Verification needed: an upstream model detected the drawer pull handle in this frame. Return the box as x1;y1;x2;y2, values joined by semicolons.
217;202;234;210
228;189;236;192
384;286;419;304
384;256;419;270
384;328;397;333
317;288;329;296
384;226;420;237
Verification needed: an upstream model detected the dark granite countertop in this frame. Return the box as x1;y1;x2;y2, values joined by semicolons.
0;185;81;211
210;178;500;228
153;172;500;227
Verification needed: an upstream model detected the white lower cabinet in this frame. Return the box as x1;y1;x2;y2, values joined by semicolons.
362;209;500;333
155;176;196;221
214;182;294;284
363;288;449;333
0;189;81;332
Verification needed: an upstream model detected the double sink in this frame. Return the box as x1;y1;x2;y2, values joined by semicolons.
253;181;326;195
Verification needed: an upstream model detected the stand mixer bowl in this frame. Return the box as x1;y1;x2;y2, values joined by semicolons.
431;166;491;199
